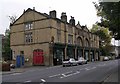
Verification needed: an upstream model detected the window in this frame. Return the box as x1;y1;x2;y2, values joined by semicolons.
25;22;33;30
77;37;83;46
85;39;89;47
57;30;61;42
25;32;33;43
68;34;73;44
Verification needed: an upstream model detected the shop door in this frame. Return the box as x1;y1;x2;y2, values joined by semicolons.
84;51;89;61
53;49;63;65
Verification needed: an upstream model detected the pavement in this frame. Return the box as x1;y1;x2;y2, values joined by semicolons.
1;66;50;75
103;71;119;82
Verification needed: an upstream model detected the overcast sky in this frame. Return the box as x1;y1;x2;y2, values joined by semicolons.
0;0;119;46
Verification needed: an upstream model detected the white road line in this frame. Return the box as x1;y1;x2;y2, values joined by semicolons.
49;74;61;78
49;71;72;78
41;79;46;82
60;71;80;79
91;67;96;69
79;68;85;71
61;74;66;77
85;67;96;71
11;73;22;75
98;64;106;66
85;68;90;71
24;80;31;83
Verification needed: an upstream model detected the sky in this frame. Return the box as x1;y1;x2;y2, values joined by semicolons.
0;0;119;46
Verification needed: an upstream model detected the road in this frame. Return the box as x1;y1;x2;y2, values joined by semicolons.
2;59;120;84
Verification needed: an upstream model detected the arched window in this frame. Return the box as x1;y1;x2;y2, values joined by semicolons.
77;37;83;46
85;38;89;47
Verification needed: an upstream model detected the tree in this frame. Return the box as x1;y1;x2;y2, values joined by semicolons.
2;29;11;60
9;15;17;24
91;24;112;55
93;1;120;40
2;15;17;60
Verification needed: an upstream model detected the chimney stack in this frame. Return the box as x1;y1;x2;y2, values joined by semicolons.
49;10;56;18
69;16;75;26
61;12;67;22
33;7;35;10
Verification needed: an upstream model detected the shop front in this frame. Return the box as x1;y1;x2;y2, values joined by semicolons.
53;43;65;65
84;47;90;61
67;45;75;59
77;46;83;59
90;49;95;62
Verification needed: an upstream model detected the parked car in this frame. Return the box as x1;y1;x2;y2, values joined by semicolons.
77;57;87;65
103;56;109;61
62;58;78;67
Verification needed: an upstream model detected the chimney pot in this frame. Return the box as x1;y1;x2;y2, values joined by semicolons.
61;12;67;22
49;10;56;18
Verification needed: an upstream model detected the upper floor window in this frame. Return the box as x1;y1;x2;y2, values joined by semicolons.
85;39;89;47
68;34;73;44
25;22;33;30
57;30;61;42
77;37;83;46
25;32;33;43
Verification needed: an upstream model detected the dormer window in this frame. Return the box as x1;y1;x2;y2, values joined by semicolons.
25;22;33;30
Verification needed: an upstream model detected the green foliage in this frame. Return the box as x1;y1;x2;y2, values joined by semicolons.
91;24;112;56
2;15;17;60
2;31;11;60
93;2;120;40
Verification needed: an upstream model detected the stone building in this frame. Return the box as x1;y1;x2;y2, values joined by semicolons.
10;8;100;66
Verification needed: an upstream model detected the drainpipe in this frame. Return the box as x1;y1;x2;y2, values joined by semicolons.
64;22;67;59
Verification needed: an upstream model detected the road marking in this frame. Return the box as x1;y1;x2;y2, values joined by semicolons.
60;71;80;79
49;74;61;78
85;67;96;70
11;73;22;75
41;79;46;82
24;80;31;83
49;71;72;78
79;68;85;71
98;64;106;66
85;68;90;70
